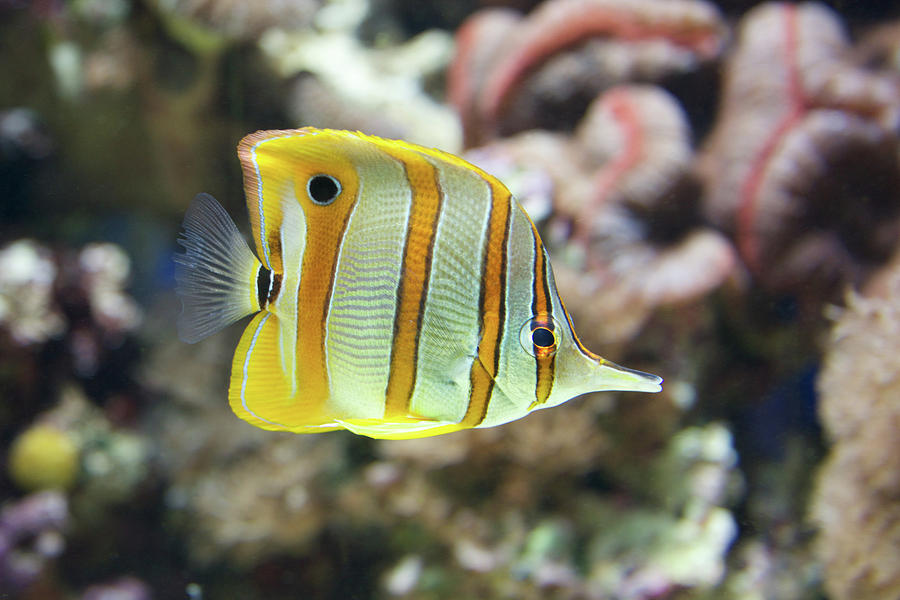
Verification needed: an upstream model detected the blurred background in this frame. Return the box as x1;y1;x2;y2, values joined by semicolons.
1;0;899;598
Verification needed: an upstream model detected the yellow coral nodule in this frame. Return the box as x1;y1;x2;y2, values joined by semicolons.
8;424;80;491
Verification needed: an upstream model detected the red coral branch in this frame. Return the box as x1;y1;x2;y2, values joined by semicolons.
590;91;644;204
575;88;644;244
562;85;694;255
480;0;724;127
700;2;900;292
448;0;725;146
736;4;806;272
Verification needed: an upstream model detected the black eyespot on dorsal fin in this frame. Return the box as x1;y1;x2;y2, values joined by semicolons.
531;326;555;349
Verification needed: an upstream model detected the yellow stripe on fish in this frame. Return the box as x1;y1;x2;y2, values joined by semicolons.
382;143;443;421
461;175;510;429
174;128;662;439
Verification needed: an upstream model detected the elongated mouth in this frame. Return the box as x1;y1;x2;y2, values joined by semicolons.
595;360;663;393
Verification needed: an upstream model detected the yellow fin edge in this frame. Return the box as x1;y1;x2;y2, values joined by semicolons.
337;418;467;440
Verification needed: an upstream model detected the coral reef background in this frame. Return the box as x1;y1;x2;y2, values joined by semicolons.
1;0;899;598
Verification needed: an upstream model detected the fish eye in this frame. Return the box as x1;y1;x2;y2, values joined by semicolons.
307;174;342;205
519;316;560;358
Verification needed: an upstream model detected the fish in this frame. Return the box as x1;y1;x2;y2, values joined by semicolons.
174;128;661;440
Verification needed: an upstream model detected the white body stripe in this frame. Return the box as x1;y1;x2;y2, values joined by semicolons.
482;203;540;427
273;182;306;394
408;157;492;422
325;153;410;419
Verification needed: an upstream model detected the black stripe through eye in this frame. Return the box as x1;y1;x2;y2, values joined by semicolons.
256;265;271;309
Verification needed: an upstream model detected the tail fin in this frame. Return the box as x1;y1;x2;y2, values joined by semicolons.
174;193;262;343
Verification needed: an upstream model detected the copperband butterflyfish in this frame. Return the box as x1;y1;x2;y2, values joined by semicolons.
174;128;662;439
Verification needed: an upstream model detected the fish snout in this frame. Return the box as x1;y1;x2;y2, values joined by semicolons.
593;360;662;393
